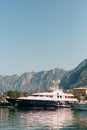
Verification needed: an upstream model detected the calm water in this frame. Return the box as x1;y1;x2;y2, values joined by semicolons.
0;108;87;130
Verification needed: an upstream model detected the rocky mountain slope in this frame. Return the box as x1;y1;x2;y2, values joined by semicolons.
0;68;66;93
60;58;87;89
0;58;87;92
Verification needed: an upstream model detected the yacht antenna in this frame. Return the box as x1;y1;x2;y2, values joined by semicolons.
53;80;60;90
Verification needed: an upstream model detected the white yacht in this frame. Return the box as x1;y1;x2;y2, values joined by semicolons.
31;80;78;108
6;80;78;109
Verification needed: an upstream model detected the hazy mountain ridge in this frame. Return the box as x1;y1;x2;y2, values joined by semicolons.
0;59;87;92
60;58;87;89
0;68;66;93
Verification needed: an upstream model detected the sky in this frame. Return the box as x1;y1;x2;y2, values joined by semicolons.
0;0;87;75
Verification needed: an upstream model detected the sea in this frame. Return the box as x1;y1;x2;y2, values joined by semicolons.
0;107;87;130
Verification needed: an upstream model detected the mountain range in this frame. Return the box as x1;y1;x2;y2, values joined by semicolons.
0;59;87;93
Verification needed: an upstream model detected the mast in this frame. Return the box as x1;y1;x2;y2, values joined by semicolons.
53;80;60;90
52;69;60;90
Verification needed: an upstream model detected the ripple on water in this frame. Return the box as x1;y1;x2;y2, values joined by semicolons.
0;108;87;130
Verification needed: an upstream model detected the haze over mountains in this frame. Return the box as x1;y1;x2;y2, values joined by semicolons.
0;59;87;93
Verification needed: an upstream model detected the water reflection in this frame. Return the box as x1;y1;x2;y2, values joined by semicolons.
18;109;73;129
0;108;87;130
8;108;74;129
73;111;87;130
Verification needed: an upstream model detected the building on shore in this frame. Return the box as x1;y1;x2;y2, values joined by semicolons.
73;87;87;101
73;87;87;96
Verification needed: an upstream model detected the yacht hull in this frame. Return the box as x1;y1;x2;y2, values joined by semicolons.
6;98;58;110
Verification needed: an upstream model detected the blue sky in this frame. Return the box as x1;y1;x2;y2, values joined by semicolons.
0;0;87;75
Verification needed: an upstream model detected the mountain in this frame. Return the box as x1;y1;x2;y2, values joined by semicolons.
0;68;66;93
60;58;87;89
0;59;87;92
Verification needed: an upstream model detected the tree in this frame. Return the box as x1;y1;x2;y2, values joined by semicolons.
7;90;17;98
23;92;29;97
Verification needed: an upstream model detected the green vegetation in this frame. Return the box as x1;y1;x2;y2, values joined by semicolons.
0;90;29;102
6;90;29;98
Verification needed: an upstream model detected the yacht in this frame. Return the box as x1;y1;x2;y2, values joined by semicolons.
31;80;78;108
6;80;78;109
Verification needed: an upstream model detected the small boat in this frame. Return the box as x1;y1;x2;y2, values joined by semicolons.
71;101;87;111
6;96;58;110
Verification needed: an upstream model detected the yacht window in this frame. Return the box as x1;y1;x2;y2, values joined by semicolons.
60;96;62;98
67;96;71;98
69;96;73;98
68;96;70;98
57;96;59;98
50;96;53;98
